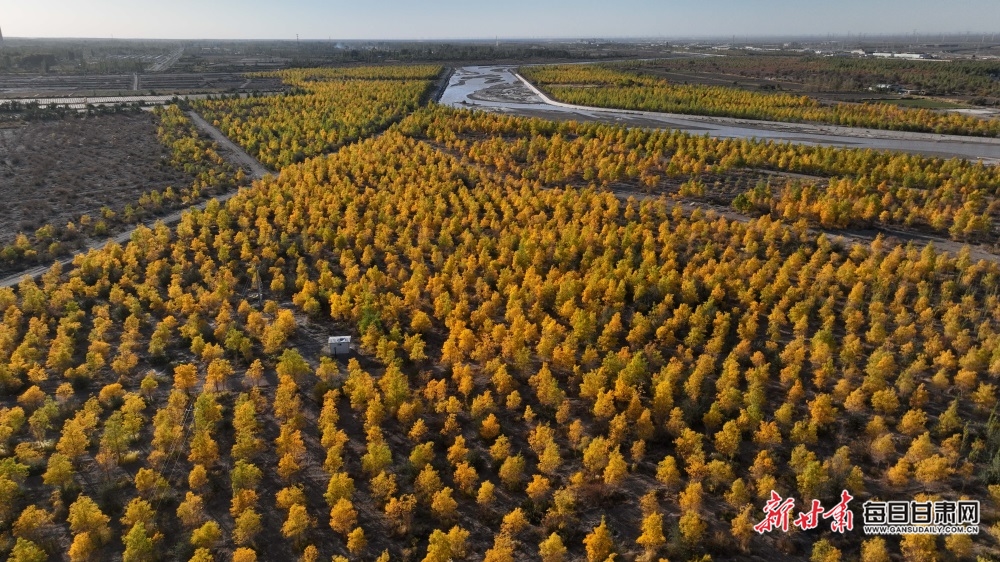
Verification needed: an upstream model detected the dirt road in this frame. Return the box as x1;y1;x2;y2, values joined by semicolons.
186;111;271;180
147;47;185;73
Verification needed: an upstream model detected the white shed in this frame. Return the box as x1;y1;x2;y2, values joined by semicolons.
328;335;351;356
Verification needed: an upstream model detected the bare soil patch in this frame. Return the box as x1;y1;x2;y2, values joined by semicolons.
0;72;286;98
0;113;195;244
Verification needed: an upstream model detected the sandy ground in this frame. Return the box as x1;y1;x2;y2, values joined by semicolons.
0;72;284;99
0;113;195;243
0;111;271;288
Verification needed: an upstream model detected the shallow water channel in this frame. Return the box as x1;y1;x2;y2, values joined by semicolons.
440;65;1000;163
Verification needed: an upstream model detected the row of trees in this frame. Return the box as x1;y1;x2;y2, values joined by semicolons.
259;66;444;82
733;178;993;239
408;106;998;242
195;65;442;169
521;64;1000;137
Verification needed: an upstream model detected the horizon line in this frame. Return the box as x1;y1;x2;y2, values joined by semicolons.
3;32;1000;43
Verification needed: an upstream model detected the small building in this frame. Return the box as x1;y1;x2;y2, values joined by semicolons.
872;52;930;60
328;336;351;356
870;83;903;93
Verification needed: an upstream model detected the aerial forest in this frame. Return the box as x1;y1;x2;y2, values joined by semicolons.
0;66;997;561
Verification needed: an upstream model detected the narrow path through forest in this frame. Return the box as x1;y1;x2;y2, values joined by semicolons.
186;110;272;180
0;111;273;288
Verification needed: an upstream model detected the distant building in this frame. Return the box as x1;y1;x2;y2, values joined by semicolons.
870;83;903;92
328;336;351;356
872;52;930;60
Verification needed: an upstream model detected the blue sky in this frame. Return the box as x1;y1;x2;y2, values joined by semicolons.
2;0;999;40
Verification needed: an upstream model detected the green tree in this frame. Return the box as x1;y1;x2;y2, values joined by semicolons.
282;504;314;546
9;538;47;562
190;520;222;550
123;522;156;562
42;452;74;489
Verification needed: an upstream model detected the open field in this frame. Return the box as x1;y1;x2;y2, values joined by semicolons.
0;64;443;280
0;73;286;99
0;37;680;76
0;113;194;243
0;106;253;278
0;107;270;289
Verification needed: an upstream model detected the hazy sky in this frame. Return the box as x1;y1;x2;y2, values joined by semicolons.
2;0;999;40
